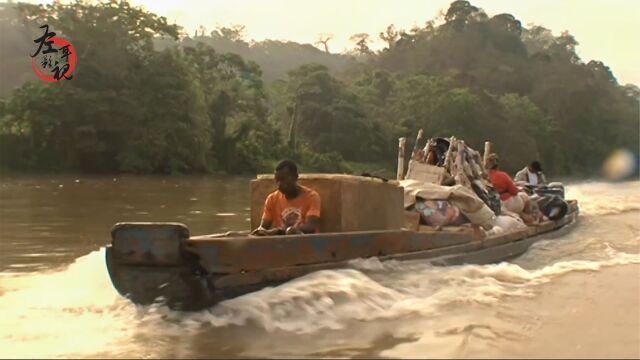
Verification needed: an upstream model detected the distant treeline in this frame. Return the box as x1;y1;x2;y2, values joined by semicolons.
0;0;637;177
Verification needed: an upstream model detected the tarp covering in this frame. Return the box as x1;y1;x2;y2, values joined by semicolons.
400;179;496;229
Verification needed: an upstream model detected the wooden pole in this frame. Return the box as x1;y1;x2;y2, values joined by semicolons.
443;136;455;172
397;137;406;180
483;141;493;170
411;129;424;160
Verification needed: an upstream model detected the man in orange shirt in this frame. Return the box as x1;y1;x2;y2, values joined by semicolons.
487;154;527;214
251;160;321;236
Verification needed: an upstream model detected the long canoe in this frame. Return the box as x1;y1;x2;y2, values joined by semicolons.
105;200;578;311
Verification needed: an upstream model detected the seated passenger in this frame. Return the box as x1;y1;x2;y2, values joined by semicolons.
487;154;528;214
514;161;547;186
251;160;321;236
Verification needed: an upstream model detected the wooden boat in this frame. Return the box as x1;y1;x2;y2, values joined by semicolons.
105;173;579;311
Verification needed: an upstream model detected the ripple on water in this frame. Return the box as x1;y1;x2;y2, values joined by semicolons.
0;180;638;358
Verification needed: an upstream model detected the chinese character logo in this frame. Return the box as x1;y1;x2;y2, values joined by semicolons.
30;24;77;82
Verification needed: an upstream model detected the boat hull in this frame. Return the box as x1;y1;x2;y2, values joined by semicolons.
105;201;578;311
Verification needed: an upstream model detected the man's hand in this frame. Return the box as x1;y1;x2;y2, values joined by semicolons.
285;226;302;235
296;215;320;234
250;227;283;236
250;227;267;236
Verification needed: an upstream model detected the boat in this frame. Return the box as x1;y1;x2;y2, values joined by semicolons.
105;135;579;311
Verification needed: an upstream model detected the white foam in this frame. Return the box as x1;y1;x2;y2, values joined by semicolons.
565;180;640;216
179;246;640;334
0;250;141;358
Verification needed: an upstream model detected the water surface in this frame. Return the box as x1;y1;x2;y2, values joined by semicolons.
0;175;638;358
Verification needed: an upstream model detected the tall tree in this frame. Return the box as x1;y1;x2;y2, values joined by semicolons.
314;33;333;53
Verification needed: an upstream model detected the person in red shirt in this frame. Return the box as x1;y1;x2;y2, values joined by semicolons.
251;160;321;236
487;154;526;214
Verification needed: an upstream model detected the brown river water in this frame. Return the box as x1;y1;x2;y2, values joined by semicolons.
0;175;638;358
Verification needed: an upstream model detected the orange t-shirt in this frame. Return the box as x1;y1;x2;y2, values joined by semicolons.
489;169;519;201
262;185;321;231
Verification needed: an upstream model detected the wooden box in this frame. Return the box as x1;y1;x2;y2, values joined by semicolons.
250;174;404;233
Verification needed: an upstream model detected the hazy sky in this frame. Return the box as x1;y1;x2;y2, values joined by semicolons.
32;0;640;85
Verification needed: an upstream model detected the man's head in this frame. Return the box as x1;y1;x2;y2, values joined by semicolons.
275;159;299;197
487;153;499;170
528;161;542;173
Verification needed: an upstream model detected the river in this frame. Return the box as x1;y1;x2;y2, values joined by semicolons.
0;175;638;358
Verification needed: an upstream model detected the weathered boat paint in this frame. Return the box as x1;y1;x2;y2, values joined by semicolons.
188;229;477;274
110;222;189;266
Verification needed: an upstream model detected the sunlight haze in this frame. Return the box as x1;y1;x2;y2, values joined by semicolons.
125;0;639;85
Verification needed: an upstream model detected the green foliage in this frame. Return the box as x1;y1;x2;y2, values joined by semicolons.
281;143;350;174
0;0;637;178
0;3;34;98
0;1;277;174
269;64;381;162
175;31;356;83
495;93;553;171
362;1;638;176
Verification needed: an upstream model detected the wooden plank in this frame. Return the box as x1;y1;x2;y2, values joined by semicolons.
213;240;483;290
190;231;250;240
404;211;421;231
439;211;578;266
250;176;404;233
110;222;189;265
398;137;406;180
378;241;483;262
188;230;475;274
106;247;211;310
436;238;533;266
482;228;529;248
192;207;579;274
213;260;351;289
419;225;476;235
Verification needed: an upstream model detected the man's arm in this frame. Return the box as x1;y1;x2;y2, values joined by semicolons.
252;218;285;236
504;173;519;196
288;192;321;234
251;195;285;236
295;215;319;234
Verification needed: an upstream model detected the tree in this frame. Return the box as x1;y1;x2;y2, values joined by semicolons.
314;33;333;53
1;0;637;177
349;33;373;56
497;94;553;172
379;25;398;48
180;42;278;172
278;64;375;161
197;25;207;37
444;0;487;30
0;3;36;97
0;1;276;174
212;24;246;42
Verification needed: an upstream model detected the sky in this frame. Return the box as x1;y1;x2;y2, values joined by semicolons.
27;0;640;85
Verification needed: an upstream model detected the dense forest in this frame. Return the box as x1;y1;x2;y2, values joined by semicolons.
0;0;638;177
